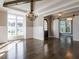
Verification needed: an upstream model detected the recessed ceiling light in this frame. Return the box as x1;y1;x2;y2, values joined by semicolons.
67;17;73;20
0;53;5;57
58;13;62;17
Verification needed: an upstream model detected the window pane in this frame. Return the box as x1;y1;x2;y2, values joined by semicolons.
66;20;71;33
17;16;23;20
8;14;16;19
8;14;16;37
17;16;24;35
60;20;66;33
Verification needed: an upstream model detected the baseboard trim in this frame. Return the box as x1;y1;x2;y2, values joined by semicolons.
26;38;33;40
48;36;59;39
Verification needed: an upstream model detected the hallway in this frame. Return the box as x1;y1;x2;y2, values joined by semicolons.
0;38;79;59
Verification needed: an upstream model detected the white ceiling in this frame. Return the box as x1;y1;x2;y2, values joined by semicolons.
5;0;15;2
7;0;58;11
4;0;79;16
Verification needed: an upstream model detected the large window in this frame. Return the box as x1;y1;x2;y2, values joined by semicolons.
60;20;66;33
59;18;72;33
8;14;24;38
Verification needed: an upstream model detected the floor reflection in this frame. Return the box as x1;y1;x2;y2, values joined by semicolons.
65;48;73;59
7;40;26;59
0;37;76;59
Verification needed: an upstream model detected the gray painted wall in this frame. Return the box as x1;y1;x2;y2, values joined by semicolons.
0;10;7;43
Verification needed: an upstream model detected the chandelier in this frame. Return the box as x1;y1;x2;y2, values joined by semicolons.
27;0;38;21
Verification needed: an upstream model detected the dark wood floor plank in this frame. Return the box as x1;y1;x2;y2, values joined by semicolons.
0;38;78;59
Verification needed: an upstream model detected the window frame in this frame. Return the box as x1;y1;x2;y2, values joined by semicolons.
7;13;24;38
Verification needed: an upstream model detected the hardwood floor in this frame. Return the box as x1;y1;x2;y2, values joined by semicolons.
0;38;79;59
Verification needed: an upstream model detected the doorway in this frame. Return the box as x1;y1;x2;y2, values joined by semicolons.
44;19;48;40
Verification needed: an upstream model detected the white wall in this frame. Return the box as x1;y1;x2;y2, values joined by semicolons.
33;16;44;40
52;19;59;38
33;16;59;40
26;17;33;39
73;16;79;41
23;16;26;39
0;9;7;43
